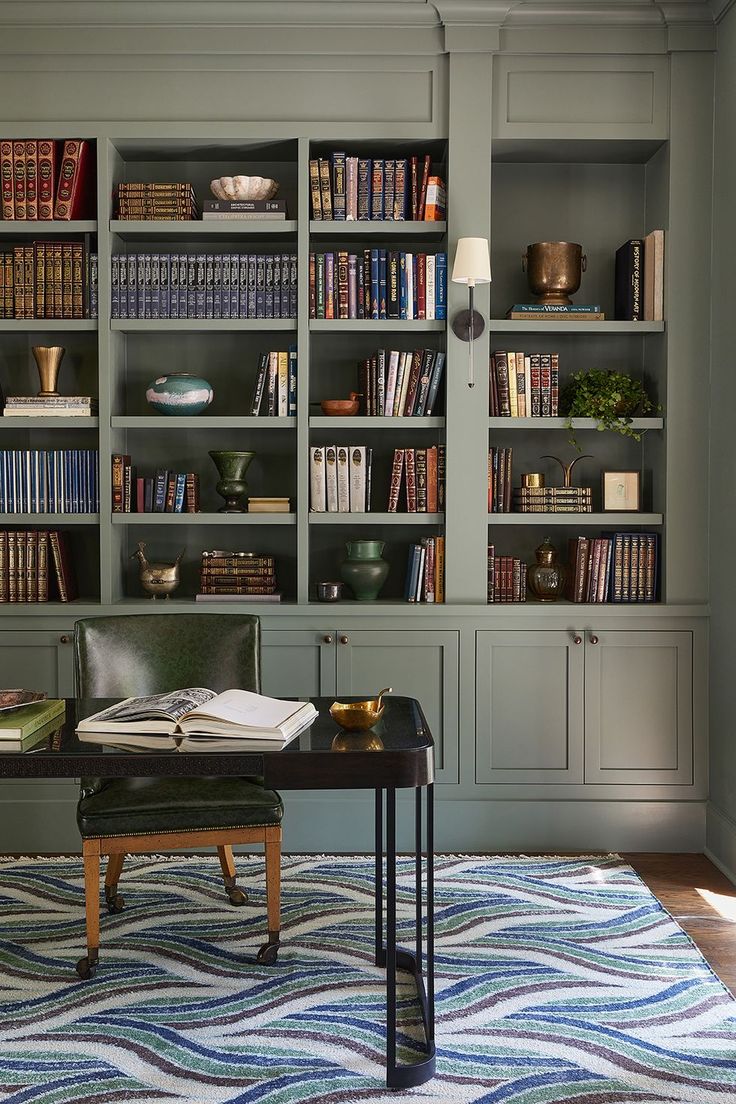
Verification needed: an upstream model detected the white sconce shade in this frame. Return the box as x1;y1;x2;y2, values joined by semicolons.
451;237;492;286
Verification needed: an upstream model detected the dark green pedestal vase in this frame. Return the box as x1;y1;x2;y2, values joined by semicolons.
340;539;389;601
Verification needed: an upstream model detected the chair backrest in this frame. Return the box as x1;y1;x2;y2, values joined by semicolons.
74;614;261;697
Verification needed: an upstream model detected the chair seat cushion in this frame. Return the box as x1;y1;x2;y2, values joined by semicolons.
77;776;283;839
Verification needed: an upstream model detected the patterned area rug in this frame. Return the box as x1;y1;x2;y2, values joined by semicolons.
0;855;734;1103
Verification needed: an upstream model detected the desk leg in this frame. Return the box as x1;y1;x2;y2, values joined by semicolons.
375;785;436;1089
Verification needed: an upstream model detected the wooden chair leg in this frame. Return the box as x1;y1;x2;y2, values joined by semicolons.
77;842;100;979
105;852;125;914
217;844;247;906
257;827;281;965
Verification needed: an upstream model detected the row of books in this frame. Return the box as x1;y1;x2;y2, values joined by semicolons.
567;533;658;603
614;231;664;321
309;153;444;221
0;245;98;319
404;536;445;604
0;530;77;602
249;349;297;416
1;138;93;220
0;698;66;753
487;548;527;603
309;445;372;512
488;447;513;513
309;250;447;320
0;450;99;514
111;253;297;320
388;446;445;513
358;348;445;417
490;352;559;418
112;457;200;513
113;182;198;221
3;395;96;419
197;551;280;601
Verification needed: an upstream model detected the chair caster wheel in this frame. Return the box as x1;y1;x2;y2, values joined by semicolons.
257;941;279;966
106;894;124;914
76;956;96;980
226;886;248;906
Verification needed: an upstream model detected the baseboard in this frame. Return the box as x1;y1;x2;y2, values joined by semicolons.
705;802;736;885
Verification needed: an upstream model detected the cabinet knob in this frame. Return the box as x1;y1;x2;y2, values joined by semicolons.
59;634;71;644
589;634;599;645
573;634;582;645
322;634;334;644
339;635;350;645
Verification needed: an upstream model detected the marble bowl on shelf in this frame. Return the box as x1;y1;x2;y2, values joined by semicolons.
210;175;279;201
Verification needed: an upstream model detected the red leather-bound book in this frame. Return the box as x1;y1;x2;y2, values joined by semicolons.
12;141;26;219
37;139;56;220
54;139;93;220
24;141;38;220
1;141;14;219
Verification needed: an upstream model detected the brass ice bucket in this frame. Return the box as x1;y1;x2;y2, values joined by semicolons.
522;242;587;305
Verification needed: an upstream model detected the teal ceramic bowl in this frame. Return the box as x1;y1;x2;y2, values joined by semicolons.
145;373;213;416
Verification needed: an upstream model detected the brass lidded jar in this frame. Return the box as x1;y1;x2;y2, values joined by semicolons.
527;536;565;603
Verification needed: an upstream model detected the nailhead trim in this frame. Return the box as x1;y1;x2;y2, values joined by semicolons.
83;820;280;840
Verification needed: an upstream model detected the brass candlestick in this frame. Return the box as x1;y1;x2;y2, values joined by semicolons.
32;346;65;397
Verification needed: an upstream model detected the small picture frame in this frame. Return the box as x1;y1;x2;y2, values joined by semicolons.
602;470;641;512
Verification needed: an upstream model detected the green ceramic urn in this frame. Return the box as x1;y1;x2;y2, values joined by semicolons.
340;539;389;601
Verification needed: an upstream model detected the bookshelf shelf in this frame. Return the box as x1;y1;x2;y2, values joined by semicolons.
490;320;665;334
0;417;99;429
110;319;297;333
487;417;664;431
0;513;99;525
0;220;98;235
309;512;444;525
310;319;445;333
110;219;298;241
0;320;97;332
111;416;295;429
309;415;444;429
309;220;447;237
488;512;664;526
111;512;296;525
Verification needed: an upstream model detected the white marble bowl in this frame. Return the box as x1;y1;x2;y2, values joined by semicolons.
210;175;279;201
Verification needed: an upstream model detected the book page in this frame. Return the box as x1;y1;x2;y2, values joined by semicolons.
183;689;310;731
77;688;216;730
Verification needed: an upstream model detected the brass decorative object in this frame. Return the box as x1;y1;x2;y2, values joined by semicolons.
527;537;565;603
522;242;587;305
131;542;184;599
329;687;392;731
541;453;593;487
521;473;545;488
32;346;65;397
331;731;385;752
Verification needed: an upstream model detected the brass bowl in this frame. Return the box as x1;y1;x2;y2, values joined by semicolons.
331;731;385;752
329;687;392;731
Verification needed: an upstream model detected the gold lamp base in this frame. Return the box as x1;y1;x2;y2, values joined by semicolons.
32;345;65;397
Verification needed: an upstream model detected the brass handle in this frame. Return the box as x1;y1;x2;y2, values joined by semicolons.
322;635;334;644
339;635;349;645
59;634;71;644
573;635;582;645
589;634;599;645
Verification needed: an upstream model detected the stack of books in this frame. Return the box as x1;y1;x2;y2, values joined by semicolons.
404;535;445;603
614;231;664;321
567;533;658;603
0;450;99;513
0;697;65;752
111;457;200;514
488;447;512;513
310;152;444;221
487;546;527;603
196;551;280;603
0;244;97;319
358;348;445;416
514;486;592;513
0;531;78;602
3;395;96;418
248;498;290;513
309;250;447;320
114;182;198;221
310;445;372;512
202;199;287;221
111;253;297;320
388;446;444;513
505;304;604;321
490;351;559;417
249;348;297;416
1;138;93;220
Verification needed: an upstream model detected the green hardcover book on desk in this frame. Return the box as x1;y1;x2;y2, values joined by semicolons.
0;699;65;742
0;714;66;753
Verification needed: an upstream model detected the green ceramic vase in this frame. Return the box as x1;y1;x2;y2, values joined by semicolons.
209;450;255;513
340;539;389;601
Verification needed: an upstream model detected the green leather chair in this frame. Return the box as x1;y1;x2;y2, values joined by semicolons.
74;613;283;979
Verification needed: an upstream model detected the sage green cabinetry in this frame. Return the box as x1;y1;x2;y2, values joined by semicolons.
0;631;75;698
261;630;337;698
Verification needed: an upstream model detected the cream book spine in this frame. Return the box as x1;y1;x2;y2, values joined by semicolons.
349;445;366;512
336;446;350;512
325;445;338;512
309;446;326;511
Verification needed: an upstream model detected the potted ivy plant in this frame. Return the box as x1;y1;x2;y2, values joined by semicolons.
559;368;659;450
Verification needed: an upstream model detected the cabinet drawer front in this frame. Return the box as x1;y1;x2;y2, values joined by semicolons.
0;631;74;698
584;631;693;785
476;631;584;784
335;629;459;783
261;630;337;699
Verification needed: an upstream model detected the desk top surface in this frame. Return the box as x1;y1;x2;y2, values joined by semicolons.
0;696;434;789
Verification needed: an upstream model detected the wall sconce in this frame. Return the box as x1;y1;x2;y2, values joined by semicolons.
451;237;491;388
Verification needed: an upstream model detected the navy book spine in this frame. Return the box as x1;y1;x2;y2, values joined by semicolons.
378;249;387;319
247;254;257;318
230;254;239;318
195;254;206;318
159;254;169;319
370;248;379;319
280;254;289;317
289;253;297;318
205;254;214;318
435;252;447;320
239;254;249;318
187;255;197;318
272;252;281;319
138;253;147;319
150;253;159;319
264;254;274;318
111;255;120;319
127;254;137;318
213;254;222;319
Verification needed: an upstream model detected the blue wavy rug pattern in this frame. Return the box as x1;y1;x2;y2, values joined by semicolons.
0;854;734;1103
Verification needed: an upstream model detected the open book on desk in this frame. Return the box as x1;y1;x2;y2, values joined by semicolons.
76;688;318;750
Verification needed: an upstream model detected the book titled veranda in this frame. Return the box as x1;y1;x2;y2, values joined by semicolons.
76;688;317;750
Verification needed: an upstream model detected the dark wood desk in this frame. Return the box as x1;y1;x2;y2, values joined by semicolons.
0;695;435;1090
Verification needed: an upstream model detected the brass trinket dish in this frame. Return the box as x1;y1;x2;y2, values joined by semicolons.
329;687;392;731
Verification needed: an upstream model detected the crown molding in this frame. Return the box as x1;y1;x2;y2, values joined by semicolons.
709;0;736;21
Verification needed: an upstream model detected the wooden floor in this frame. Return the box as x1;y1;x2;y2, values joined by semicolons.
625;853;736;993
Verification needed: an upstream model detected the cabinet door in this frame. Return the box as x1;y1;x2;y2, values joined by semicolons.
585;630;693;785
0;631;75;697
476;631;584;783
335;629;459;783
261;629;337;698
